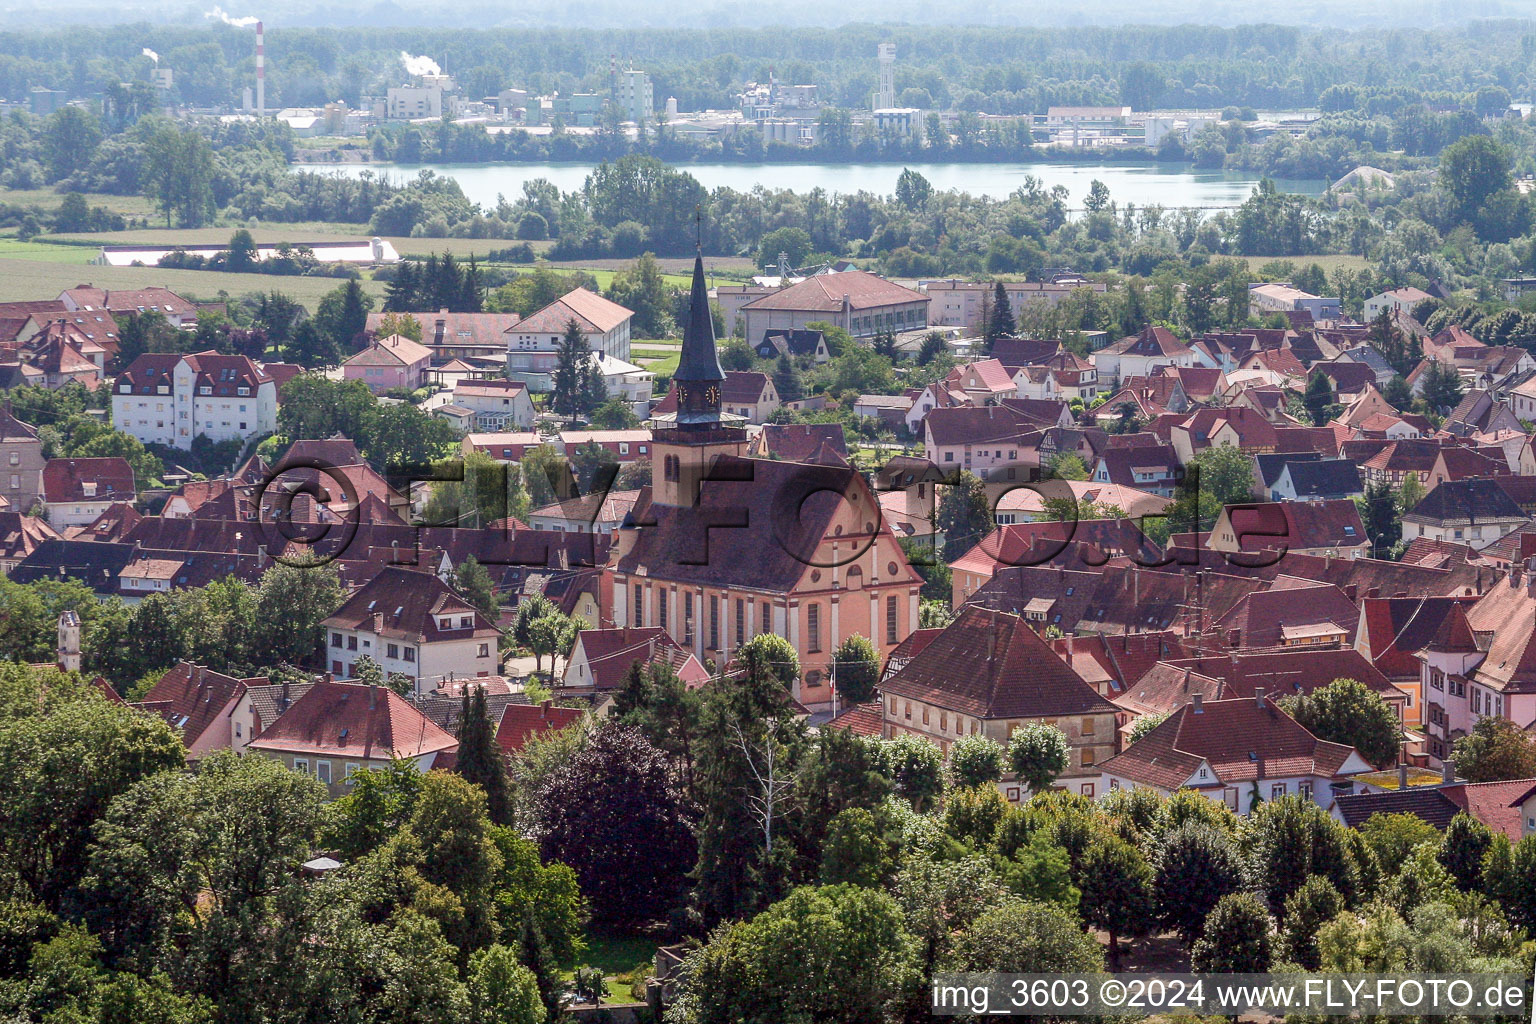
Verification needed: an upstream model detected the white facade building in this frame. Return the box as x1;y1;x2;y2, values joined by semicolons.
111;351;277;450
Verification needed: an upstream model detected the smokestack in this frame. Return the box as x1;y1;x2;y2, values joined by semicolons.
256;21;265;119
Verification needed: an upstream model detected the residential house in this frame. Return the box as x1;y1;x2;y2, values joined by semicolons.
879;605;1121;799
0;511;58;573
111;351;277;450
754;328;830;362
226;678;315;754
1212;578;1363;648
496;702;587;754
1207;500;1370;562
738;269;928;341
1337;778;1533;840
1097;694;1371;814
1248;282;1341;321
321;566;501;695
1356;595;1482;730
1402;478;1529;551
528;489;642;537
1093;325;1196;384
746;423;848;463
42;457;135;529
451;379;536;431
505;288;634;388
246;680;458;797
1270;460;1365;502
0;406;44;513
134;661;262;759
923;405;1048;482
1363;286;1433;321
341;333;433;393
559;626;710;701
58;285;199;328
1091;444;1183;498
365;310;522;363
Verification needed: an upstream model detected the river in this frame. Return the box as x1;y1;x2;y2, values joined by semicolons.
320;160;1326;211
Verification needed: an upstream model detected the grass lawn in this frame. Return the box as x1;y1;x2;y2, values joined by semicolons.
1233;253;1371;275
0;187;159;219
561;932;657;997
0;237;96;262
639;351;680;377
0;255;386;306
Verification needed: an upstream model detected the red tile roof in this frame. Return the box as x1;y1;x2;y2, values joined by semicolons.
827;701;884;737
136;661;261;751
880;605;1118;720
494;701;585;753
513;287;632;334
42;458;135;504
740;269;926;313
1099;696;1367;790
248;680;458;759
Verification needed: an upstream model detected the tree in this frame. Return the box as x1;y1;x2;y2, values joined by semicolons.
1281;875;1343;969
1191;893;1272;973
551;319;593;424
772;353;803;402
883;733;944;811
1303;369;1334;426
1151;822;1245;946
0;667;185;910
252;556;345;669
334;278;371;350
452;555;502;619
1436;812;1493;891
1127;712;1168;745
1440;135;1513;222
455;686;512;826
1452;716;1536;781
142;125;216;227
1246;795;1359;918
1008;723;1070;795
985;281;1015;346
947;734;1006;790
820;807;895;887
1357;811;1439;876
1077;832;1156;968
534;723;694;927
226;229;258;272
467;945;545;1024
830;633;879;706
1279;678;1400;769
894;167;933;211
937;470;995;562
953;900;1104;974
375;310;423;341
42;106;102;182
673;885;915;1024
588;397;638;430
1419;359;1464;413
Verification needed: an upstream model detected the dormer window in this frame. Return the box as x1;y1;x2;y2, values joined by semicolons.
199;386;211;395
237;386;250;396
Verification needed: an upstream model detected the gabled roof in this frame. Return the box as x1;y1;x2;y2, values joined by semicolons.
923;405;1038;448
137;661;263;751
1358;595;1481;678
1098;697;1367;789
739;269;926;313
1213;578;1361;648
749;423;848;463
495;702;585;754
512;287;633;334
0;405;39;443
322;566;499;643
1405;478;1527;527
1277;459;1363;498
1101;325;1192;359
1218;499;1367;554
0;511;59;562
247;680;458;759
344;333;433;368
1465;573;1536;694
567;627;710;691
42;458;135;504
827;701;884;736
880;605;1118;720
1336;778;1534;840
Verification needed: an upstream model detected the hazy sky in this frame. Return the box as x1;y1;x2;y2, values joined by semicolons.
4;0;1536;30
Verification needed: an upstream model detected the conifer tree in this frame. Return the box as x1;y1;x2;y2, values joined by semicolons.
455;685;512;825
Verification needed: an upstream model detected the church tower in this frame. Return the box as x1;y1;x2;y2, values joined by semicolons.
652;250;746;507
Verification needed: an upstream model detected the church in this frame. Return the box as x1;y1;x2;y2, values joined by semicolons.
609;250;922;710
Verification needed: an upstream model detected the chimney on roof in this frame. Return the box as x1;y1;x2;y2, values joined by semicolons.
1191;693;1203;713
1344;583;1357;602
369;680;377;709
1512;562;1523;588
323;672;334;684
1442;756;1455;784
1255;686;1266;709
1397;761;1408;790
1367;586;1380;599
280;678;290;711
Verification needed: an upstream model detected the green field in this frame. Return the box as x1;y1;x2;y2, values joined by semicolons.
0;256;386;306
1233;253;1371;275
0;237;97;262
640;351;681;376
0;187;160;219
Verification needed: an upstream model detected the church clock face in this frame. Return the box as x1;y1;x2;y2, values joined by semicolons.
705;385;720;404
676;385;689;404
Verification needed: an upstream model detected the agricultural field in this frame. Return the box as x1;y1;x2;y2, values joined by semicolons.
1233;253;1371;275
0;255;386;306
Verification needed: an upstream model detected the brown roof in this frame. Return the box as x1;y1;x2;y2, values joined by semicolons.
60;285;196;317
880;605;1117;720
344;333;432;367
1102;324;1192;359
42;458;135;504
322;566;499;643
1099;696;1365;789
0;511;59;562
568;627;710;691
740;270;925;313
137;661;261;750
652;371;773;415
749;423;848;463
1220;499;1367;554
365;310;522;350
1213;578;1360;649
0;405;39;443
495;701;585;753
513;288;632;334
248;680;458;759
1465;574;1536;694
827;701;884;737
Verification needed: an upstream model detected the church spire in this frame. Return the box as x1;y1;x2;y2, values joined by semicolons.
671;236;726;429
